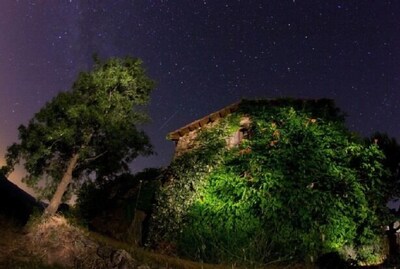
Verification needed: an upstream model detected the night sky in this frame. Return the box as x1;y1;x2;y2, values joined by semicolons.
0;1;399;194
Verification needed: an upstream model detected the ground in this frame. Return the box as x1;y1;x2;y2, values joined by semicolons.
0;216;63;268
0;214;389;269
0;214;297;269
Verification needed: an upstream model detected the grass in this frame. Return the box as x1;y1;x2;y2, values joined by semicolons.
0;215;65;269
1;214;372;269
0;214;314;269
89;230;307;269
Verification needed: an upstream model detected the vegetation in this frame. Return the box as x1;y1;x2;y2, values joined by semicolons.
76;168;161;242
149;99;392;265
3;213;295;269
1;81;399;267
368;132;400;197
368;133;400;262
1;56;154;216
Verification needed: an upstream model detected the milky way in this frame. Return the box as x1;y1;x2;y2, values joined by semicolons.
0;1;399;192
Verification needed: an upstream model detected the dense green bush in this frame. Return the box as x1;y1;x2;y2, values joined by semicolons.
149;99;390;265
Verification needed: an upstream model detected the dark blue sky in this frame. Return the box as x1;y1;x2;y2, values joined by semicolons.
0;1;399;190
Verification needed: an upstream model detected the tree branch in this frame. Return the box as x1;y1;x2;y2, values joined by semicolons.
83;151;108;163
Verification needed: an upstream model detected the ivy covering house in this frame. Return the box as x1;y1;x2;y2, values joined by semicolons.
148;98;391;266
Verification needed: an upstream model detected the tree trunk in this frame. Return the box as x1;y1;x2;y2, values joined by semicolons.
127;210;147;246
386;222;400;258
44;153;79;216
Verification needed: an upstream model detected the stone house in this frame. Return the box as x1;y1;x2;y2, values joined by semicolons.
167;101;250;157
166;99;337;157
167;99;400;255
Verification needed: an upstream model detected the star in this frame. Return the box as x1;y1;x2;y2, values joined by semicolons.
0;0;398;177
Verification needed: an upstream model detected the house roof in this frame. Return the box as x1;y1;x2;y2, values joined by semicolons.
0;173;42;223
167;101;242;141
167;98;340;141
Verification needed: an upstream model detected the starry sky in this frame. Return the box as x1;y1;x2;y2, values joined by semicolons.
0;1;399;193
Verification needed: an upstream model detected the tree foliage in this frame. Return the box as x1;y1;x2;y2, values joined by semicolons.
368;133;400;199
149;99;390;265
77;168;161;223
2;56;154;215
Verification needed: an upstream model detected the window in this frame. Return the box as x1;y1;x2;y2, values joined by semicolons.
227;128;249;148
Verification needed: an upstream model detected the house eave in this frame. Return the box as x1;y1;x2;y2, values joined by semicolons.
167;101;242;141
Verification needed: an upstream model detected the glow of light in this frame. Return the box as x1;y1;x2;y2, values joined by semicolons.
0;150;36;197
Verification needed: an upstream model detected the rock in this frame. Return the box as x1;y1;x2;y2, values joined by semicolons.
110;249;136;269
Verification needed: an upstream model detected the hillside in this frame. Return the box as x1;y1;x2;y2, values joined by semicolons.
0;173;42;224
0;214;302;269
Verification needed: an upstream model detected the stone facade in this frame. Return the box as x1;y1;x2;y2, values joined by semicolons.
171;115;251;157
173;119;219;157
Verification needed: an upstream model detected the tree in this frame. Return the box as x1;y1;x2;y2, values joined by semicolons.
1;56;154;216
368;133;400;196
368;133;400;260
76;168;162;243
149;100;390;265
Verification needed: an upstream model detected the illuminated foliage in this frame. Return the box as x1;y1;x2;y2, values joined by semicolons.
2;56;154;215
149;99;390;265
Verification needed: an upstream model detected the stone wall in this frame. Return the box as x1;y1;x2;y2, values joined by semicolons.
173;120;215;157
173;116;251;157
